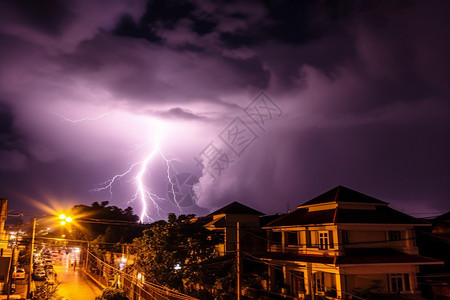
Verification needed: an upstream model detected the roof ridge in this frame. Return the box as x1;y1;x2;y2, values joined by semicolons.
299;186;387;207
207;201;263;216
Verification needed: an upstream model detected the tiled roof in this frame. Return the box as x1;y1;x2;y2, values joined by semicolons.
191;215;213;226
207;201;263;216
264;186;427;227
265;206;427;227
258;248;442;266
336;248;443;265
335;206;426;224
204;215;226;228
260;214;286;227
264;208;335;227
257;252;335;264
433;211;450;221
300;186;387;207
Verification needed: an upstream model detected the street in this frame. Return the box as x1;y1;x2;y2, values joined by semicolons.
53;253;102;300
10;251;103;300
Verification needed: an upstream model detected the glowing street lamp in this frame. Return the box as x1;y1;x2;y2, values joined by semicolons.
59;214;73;225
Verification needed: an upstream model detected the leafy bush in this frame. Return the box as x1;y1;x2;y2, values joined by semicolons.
95;287;129;300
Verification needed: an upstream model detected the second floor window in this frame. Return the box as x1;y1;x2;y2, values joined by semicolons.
319;232;329;250
388;230;401;241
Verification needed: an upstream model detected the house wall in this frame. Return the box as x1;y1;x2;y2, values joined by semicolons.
269;262;420;299
269;225;342;256
266;222;423;298
222;214;261;254
268;224;419;256
344;273;387;294
341;264;420;294
346;230;386;246
338;224;419;254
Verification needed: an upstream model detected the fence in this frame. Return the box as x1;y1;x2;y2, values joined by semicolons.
84;249;197;300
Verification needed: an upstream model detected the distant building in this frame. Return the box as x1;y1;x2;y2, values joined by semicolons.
0;199;7;243
0;198;10;293
260;186;443;299
416;212;450;299
192;201;265;256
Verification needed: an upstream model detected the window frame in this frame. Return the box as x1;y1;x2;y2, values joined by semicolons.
287;231;299;246
318;231;329;250
387;273;411;293
388;230;401;241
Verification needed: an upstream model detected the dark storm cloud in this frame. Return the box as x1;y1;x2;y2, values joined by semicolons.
0;103;28;172
57;32;270;107
0;0;449;218
0;0;75;36
154;107;208;121
196;0;450;214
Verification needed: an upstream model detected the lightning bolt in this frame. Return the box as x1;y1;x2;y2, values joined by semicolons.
54;110;180;222
52;112;111;123
92;122;180;222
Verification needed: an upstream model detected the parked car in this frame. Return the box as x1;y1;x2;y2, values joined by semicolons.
44;265;54;276
47;277;55;285
13;268;26;280
32;268;46;281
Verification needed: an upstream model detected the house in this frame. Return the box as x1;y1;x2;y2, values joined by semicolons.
192;201;265;256
0;198;11;293
260;186;443;299
415;212;450;299
0;199;7;244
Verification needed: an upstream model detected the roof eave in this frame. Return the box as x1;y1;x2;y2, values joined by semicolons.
338;261;444;267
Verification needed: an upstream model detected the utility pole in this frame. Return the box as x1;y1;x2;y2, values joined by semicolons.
6;242;16;300
27;218;36;298
85;241;90;269
236;222;241;300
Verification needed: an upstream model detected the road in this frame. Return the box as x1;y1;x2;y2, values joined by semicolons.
53;253;102;300
7;251;102;300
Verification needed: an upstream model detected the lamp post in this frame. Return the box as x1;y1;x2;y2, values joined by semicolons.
26;218;36;299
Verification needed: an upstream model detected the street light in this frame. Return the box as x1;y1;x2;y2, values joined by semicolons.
59;214;73;225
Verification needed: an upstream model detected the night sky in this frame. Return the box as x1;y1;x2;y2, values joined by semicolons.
1;0;449;221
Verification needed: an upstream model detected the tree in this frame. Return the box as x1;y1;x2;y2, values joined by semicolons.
95;287;129;300
67;202;142;243
32;282;59;300
132;214;223;295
